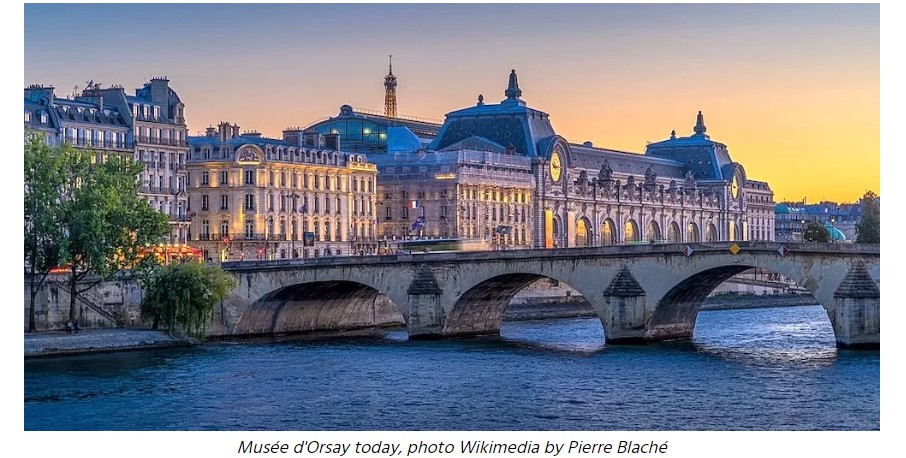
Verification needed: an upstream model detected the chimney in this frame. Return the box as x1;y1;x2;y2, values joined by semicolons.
218;121;236;142
148;77;170;107
283;127;304;146
324;133;341;151
303;131;322;148
205;127;216;138
25;85;55;105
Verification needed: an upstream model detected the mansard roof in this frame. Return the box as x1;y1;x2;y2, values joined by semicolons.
438;135;507;154
430;70;556;157
568;144;688;179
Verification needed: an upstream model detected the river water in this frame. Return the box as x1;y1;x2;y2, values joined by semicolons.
24;305;879;430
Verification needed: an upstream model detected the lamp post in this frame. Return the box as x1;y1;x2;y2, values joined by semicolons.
830;217;836;243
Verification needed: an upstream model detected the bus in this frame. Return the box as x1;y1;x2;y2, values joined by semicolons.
393;238;490;254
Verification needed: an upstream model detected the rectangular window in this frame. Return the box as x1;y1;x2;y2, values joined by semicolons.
244;170;255;185
201;195;209;211
221;220;229;236
245;194;255;211
221;194;228;210
220;171;228;186
201;172;209;185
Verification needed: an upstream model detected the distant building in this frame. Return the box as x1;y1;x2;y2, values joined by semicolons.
24;78;190;244
775;200;862;242
315;68;775;249
187;123;378;261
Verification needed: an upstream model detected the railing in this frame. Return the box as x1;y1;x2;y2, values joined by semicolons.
194;233;293;242
135;136;188;147
54;280;124;328
68;138;134;150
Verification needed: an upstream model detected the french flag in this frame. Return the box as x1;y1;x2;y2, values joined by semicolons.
409;200;420;209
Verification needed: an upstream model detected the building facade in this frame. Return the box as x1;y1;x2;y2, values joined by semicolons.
24;78;190;244
187;123;378;261
308;69;775;249
775;200;861;242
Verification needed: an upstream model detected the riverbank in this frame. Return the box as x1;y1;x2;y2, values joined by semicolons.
700;293;819;310
504;293;820;320
24;328;195;358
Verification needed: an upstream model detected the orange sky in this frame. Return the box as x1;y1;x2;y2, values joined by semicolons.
25;3;879;203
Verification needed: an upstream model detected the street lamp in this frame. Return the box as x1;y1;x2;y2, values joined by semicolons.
829;217;836;243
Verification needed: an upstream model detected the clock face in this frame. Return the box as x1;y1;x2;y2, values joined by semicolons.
731;175;740;199
550;152;562;183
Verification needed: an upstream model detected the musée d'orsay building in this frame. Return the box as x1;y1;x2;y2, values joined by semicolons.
305;65;775;250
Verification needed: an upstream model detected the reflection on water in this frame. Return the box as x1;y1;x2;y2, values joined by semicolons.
25;305;878;431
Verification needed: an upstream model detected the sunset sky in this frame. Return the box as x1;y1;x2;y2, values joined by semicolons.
24;3;879;203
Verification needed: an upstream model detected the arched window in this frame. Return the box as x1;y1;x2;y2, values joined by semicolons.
687;222;699;242
706;223;719;242
624;219;639;243
647;220;661;243
576;218;591;247
601;218;616;246
668;222;681;243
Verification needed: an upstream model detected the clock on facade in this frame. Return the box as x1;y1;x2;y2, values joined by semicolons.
731;174;740;199
550;151;562;183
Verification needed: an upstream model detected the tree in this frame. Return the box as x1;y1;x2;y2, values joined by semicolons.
140;261;236;339
23;135;68;332
856;190;880;244
803;222;830;243
59;152;171;323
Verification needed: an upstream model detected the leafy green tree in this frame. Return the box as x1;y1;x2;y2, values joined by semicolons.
59;153;171;322
140;261;236;339
24;135;68;332
856;190;880;244
803;222;830;243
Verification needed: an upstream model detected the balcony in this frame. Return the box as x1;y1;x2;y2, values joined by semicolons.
135;136;188;147
69;138;134;150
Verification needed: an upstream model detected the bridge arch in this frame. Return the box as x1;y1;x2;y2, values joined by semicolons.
219;266;412;337
646;258;846;344
233;280;405;336
443;272;597;337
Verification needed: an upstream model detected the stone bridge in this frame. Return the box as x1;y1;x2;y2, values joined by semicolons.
214;242;880;349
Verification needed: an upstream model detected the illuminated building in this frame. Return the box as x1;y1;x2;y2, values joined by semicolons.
309;68;775;249
186;123;378;261
24;78;191;244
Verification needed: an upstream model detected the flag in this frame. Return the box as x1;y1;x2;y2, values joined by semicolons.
409;200;420;209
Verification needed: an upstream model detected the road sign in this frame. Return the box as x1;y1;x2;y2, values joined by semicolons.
729;243;740;255
778;245;790;256
683;245;694;257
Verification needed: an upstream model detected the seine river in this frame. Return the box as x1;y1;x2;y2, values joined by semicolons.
24;305;879;430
